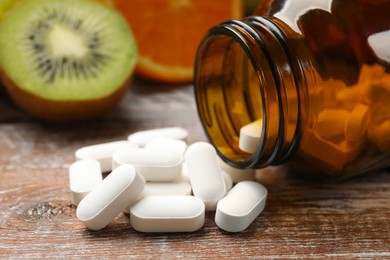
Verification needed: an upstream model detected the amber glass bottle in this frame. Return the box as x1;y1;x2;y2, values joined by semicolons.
194;0;390;178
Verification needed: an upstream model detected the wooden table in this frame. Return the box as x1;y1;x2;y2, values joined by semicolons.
1;79;390;259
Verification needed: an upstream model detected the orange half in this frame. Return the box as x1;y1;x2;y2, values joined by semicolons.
111;0;243;83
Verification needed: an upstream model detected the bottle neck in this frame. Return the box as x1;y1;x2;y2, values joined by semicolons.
194;16;312;169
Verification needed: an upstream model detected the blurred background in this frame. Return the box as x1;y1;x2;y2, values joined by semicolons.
0;0;262;122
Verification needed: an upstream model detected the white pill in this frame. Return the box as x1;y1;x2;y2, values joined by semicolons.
222;171;233;191
76;165;145;231
112;148;183;182
215;181;267;232
184;142;226;211
317;108;350;139
218;158;255;183
123;181;192;214
179;162;190;183
69;159;102;206
344;104;371;142
239;119;263;153
130;195;205;232
128;127;189;147
142;181;192;197
145;137;187;155
75;140;138;172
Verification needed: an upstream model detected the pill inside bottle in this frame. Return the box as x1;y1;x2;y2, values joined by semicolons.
239;119;263;153
194;0;390;178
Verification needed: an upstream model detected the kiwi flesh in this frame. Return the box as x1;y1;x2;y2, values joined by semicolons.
0;0;16;20
0;0;137;121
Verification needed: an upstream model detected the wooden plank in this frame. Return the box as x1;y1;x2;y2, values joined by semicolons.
1;163;389;258
1;81;390;258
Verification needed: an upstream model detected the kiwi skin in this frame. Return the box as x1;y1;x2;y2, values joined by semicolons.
1;73;132;122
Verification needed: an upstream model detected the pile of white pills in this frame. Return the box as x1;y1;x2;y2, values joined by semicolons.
69;127;268;232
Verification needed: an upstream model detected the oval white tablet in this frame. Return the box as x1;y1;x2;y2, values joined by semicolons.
130;196;205;232
128;127;189;147
215;181;268;232
218;158;255;183
344;104;370;142
222;171;233;191
69;159;102;206
123;181;193;214
142;181;192;197
239;119;263;153
145;137;187;155
112;148;183;182
75;140;138;172
76;165;145;231
179;162;190;183
184;142;226;211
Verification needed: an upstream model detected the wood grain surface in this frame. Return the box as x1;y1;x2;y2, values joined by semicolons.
1;79;390;259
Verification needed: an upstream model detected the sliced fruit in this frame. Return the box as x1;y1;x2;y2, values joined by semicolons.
111;0;243;83
0;0;137;122
0;0;16;20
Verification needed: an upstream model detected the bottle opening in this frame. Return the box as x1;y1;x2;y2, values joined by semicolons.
194;22;269;168
194;19;300;169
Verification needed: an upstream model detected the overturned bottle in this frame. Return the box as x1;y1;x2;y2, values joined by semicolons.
194;0;390;178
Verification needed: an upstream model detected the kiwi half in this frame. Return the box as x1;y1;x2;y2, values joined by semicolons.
0;0;16;20
0;0;137;121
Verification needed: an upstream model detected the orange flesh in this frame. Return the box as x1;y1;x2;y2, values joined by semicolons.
111;0;243;83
